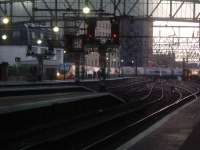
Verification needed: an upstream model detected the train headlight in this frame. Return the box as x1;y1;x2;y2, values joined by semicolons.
57;72;60;77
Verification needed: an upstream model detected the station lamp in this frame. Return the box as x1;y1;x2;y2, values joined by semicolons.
2;17;10;25
37;39;42;45
53;26;60;33
83;6;90;14
1;34;8;40
83;0;90;14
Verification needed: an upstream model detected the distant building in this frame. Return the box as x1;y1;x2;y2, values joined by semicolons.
153;53;175;67
0;45;63;66
120;17;153;67
64;20;121;77
84;20;120;76
0;23;64;80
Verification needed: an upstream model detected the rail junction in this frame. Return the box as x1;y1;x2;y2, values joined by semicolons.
0;77;200;150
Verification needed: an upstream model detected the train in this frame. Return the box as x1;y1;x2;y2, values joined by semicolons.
55;64;185;80
121;67;183;77
56;63;76;80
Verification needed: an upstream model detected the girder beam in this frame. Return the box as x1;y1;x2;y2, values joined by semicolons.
0;0;199;23
64;0;72;9
20;0;31;17
127;0;140;15
172;0;185;18
40;0;54;17
111;0;122;16
0;5;6;15
149;0;162;16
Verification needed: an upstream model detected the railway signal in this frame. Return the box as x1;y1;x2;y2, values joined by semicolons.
111;19;119;44
64;34;74;52
86;18;96;43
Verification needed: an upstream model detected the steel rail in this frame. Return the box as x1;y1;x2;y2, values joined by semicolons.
14;82;199;150
81;87;199;150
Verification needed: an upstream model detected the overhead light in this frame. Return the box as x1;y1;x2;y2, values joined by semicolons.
37;39;42;45
64;50;67;54
2;17;9;24
2;34;7;40
53;26;59;33
83;6;90;14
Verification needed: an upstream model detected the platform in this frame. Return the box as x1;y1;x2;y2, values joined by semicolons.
0;92;91;107
117;98;200;150
0;77;133;87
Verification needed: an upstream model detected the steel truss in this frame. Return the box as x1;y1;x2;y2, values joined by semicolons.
0;0;200;65
0;0;200;23
153;36;200;62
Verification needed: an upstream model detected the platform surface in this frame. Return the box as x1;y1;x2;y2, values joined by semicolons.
0;92;93;107
117;98;200;150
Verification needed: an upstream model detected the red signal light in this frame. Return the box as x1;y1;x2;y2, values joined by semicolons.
88;34;92;38
112;33;117;38
111;19;119;44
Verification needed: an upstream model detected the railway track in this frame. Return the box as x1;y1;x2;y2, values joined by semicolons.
1;79;199;150
80;84;199;150
12;80;199;150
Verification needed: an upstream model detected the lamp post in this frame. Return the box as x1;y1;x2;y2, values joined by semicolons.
36;39;43;81
131;60;134;75
83;0;90;15
120;59;124;76
53;0;59;33
135;51;138;76
81;0;91;81
106;56;109;78
64;63;66;80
